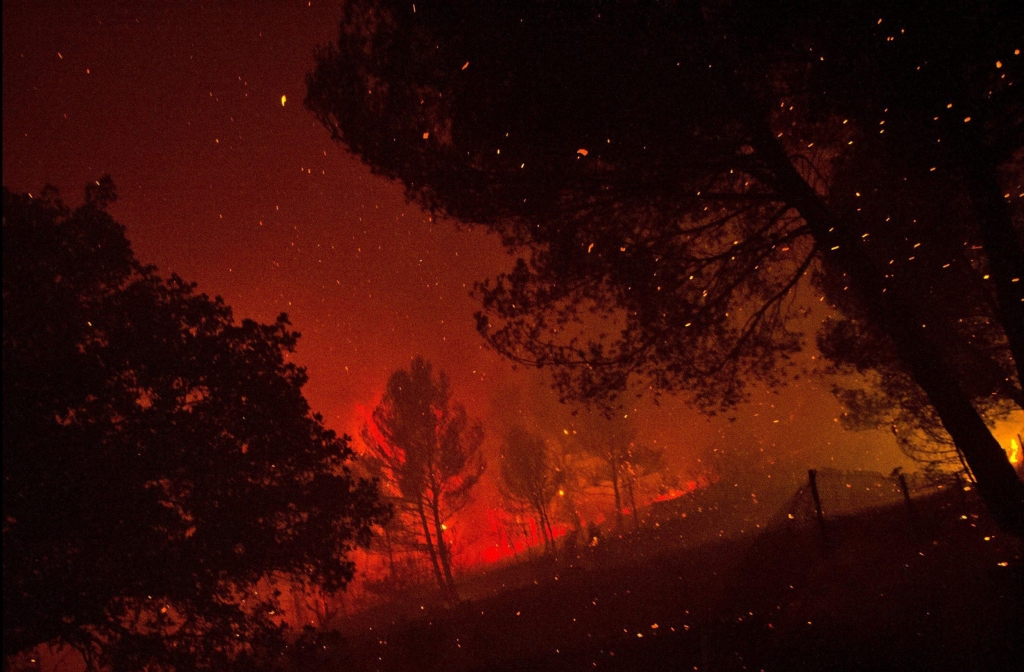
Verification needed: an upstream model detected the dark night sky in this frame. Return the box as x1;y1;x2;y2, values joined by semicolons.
3;1;944;539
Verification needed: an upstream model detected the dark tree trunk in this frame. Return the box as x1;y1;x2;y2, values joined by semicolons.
537;499;556;555
610;456;624;530
543;504;556;551
430;496;458;601
625;471;640;529
416;502;446;596
384;525;397;586
961;148;1024;393
534;500;551;553
754;130;1024;538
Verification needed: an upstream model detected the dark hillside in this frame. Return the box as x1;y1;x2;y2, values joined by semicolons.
304;476;1022;672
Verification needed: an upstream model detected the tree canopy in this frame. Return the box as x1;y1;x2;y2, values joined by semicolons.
2;181;387;670
307;0;1024;535
498;426;558;553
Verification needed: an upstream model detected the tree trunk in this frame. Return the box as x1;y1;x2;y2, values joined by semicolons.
416;502;446;596
505;523;519;560
537;499;556;555
610;456;624;530
430;496;458;601
290;581;307;628
961;147;1024;393
625;471;640;529
534;502;551;553
542;502;556;551
754;130;1024;537
384;525;397;586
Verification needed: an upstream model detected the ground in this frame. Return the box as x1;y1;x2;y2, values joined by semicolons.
298;483;1023;672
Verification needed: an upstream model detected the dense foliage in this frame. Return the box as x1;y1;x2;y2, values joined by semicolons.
2;181;387;670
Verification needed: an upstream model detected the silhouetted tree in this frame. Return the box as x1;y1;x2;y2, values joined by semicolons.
757;2;1024;387
577;414;662;530
307;0;1024;535
498;426;558;554
549;439;585;538
812;148;1022;468
620;442;666;529
357;452;425;594
362;357;485;601
2;181;387;671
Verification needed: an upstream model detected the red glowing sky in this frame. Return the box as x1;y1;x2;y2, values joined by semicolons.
3;1;921;500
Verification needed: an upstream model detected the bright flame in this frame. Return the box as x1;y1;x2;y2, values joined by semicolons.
280;95;287;106
1009;437;1021;466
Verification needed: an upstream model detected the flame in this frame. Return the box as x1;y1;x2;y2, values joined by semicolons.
1009;437;1021;466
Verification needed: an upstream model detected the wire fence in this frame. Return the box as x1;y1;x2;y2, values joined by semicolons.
759;468;967;538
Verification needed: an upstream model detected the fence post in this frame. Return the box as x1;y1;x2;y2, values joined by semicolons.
897;472;919;537
808;469;827;541
953;471;968;509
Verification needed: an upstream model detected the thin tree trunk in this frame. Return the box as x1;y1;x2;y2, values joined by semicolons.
754;129;1024;537
534;498;552;553
537;510;550;553
520;519;533;558
430;497;458;601
537;500;555;555
625;471;640;529
961;148;1024;392
384;525;397;586
291;581;306;627
416;502;446;596
610;456;624;530
505;524;519;560
541;500;556;551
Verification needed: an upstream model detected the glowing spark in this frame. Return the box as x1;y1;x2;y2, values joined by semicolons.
577;148;588;156
462;61;469;70
281;95;287;106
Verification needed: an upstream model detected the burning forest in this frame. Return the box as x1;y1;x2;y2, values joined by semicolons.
3;1;1023;671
